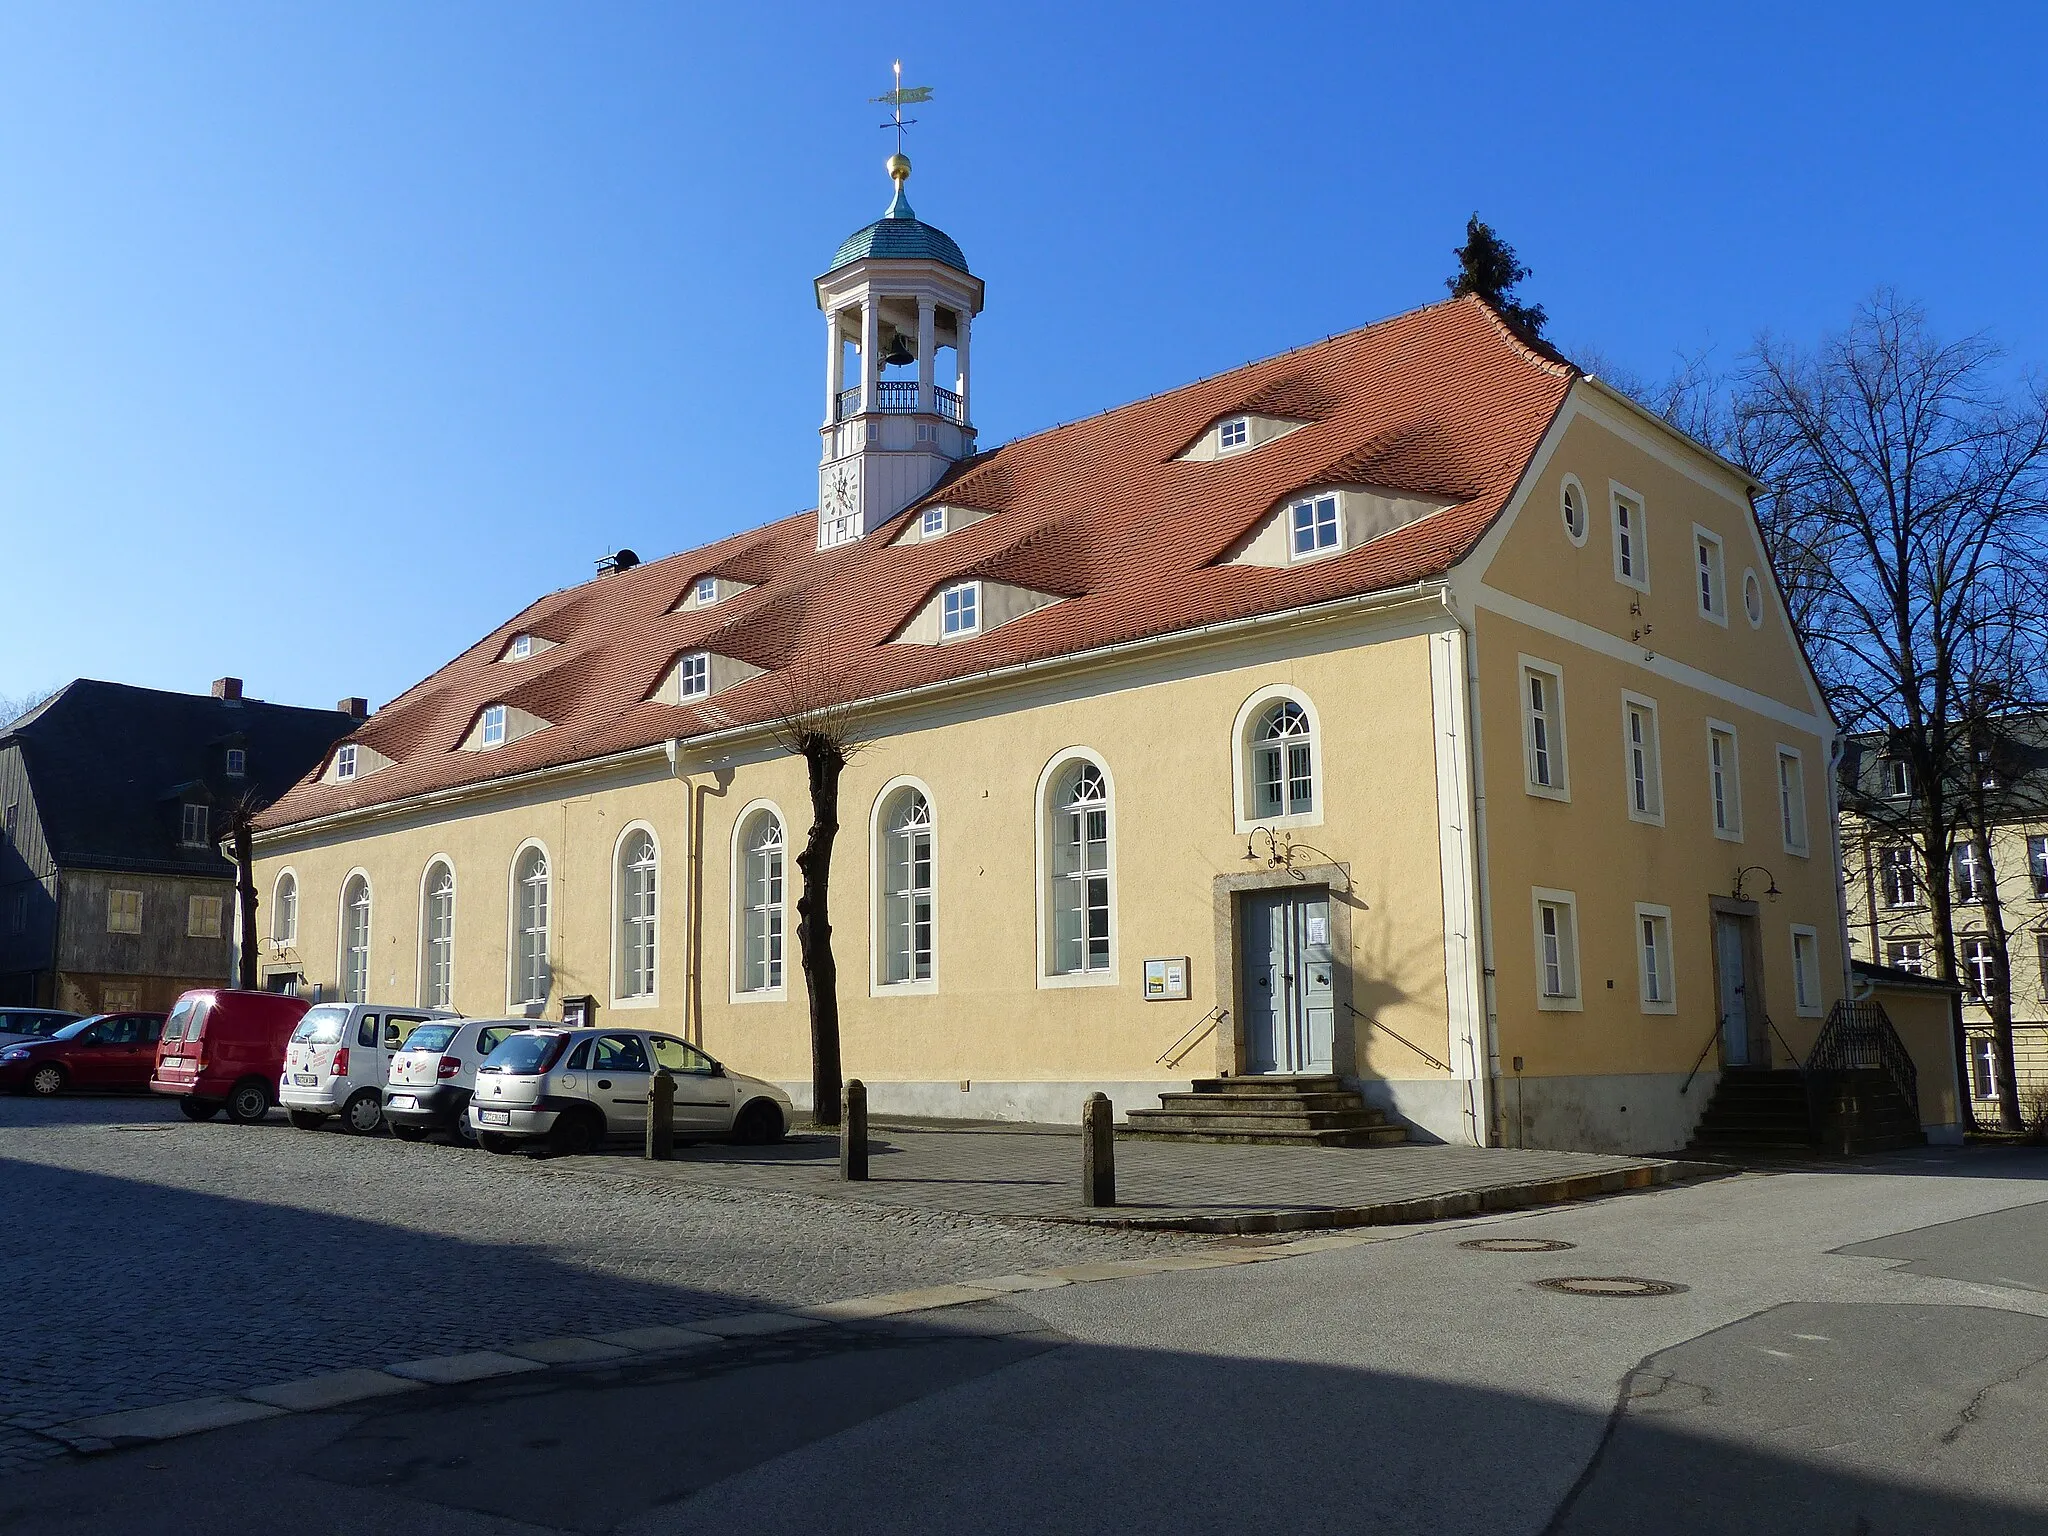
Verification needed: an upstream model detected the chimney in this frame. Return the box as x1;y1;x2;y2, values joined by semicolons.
338;697;369;720
211;677;243;702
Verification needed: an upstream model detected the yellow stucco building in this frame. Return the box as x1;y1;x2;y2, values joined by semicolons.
250;163;1863;1153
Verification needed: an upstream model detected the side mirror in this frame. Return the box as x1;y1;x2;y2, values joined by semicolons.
709;1062;725;1077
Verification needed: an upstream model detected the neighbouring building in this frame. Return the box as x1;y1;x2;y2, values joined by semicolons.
1840;716;2048;1120
0;678;362;1013
248;154;1864;1153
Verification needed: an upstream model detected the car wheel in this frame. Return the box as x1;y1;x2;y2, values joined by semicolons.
27;1064;66;1097
287;1109;327;1132
451;1098;479;1147
477;1132;522;1155
547;1109;602;1158
340;1090;384;1136
224;1079;272;1124
178;1098;221;1122
733;1099;786;1146
390;1123;428;1143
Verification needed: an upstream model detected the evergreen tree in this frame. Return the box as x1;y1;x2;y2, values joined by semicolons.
1447;213;1547;338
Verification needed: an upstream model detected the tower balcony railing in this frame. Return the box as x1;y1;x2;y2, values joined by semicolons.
835;382;971;425
934;386;964;423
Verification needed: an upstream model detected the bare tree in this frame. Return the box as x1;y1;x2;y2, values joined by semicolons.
768;674;869;1129
214;786;275;991
0;687;56;728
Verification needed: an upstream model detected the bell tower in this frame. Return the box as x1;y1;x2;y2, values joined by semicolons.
814;149;983;549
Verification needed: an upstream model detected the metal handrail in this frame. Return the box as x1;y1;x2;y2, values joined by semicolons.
874;380;920;412
1679;1023;1722;1095
1766;1015;1804;1072
1344;1003;1450;1073
1806;998;1919;1115
834;386;859;421
934;385;964;422
1157;1006;1225;1068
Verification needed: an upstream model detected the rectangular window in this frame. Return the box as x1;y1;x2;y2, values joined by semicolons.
1879;845;1920;908
694;576;718;605
3;802;14;841
2028;834;2048;899
1612;488;1648;590
481;705;507;747
1777;748;1808;855
1520;659;1568;799
1971;1036;2000;1100
920;506;946;537
1886;939;1926;975
1532;889;1581;1010
107;889;142;934
1962;938;1998;1004
1886;759;1911;799
1635;903;1676;1013
678;653;711;699
1953;842;1988;905
225;748;246;778
1623;695;1663;823
1693;527;1727;622
180;803;209;848
510;634;533;659
1289;494;1340;558
1218;417;1249;450
1708;724;1742;839
941;582;980;637
187;895;223;939
1791;925;1822;1016
336;744;358;781
2037;933;2048;1000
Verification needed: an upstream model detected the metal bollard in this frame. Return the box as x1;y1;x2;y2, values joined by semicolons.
840;1078;869;1181
1082;1092;1116;1207
645;1068;675;1161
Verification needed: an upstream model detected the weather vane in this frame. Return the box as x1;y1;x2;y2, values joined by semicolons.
871;60;933;158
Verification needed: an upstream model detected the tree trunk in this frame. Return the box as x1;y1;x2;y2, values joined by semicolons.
1922;800;1981;1134
795;735;845;1128
233;818;258;991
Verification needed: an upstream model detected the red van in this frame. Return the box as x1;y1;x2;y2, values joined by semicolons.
151;989;311;1124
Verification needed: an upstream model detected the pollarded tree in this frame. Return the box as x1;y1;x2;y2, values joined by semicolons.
1446;214;1547;339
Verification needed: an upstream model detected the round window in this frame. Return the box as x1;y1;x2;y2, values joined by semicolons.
1561;479;1587;545
1742;569;1764;627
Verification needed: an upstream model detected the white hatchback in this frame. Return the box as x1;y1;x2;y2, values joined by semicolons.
281;1003;458;1135
382;1018;533;1144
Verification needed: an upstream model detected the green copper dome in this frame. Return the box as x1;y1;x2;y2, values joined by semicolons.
828;182;971;276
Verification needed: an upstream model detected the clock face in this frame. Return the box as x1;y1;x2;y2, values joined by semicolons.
822;461;860;518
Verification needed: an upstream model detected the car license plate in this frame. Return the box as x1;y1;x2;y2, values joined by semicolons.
160;1057;183;1072
388;1095;417;1110
294;1073;318;1086
477;1108;510;1125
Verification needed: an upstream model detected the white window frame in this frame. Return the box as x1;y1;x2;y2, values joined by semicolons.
2037;932;2048;1000
610;823;660;1007
180;803;209;847
1971;1035;2001;1100
729;800;788;1002
1610;482;1648;592
1741;568;1765;628
1518;656;1570;802
481;704;508;748
1706;720;1743;841
225;748;246;778
940;581;981;638
417;858;456;1010
1962;937;1998;1005
1776;745;1809;856
335;744;358;781
1885;938;1926;975
1790;924;1823;1017
1634;902;1676;1015
506;840;551;1012
1878;844;1921;909
694;576;719;606
1560;474;1588;547
1035;748;1117;988
271;869;298;945
339;870;372;1004
870;778;938;995
677;652;711;700
509;633;533;660
1692;525;1728;625
187;894;223;939
1288;493;1342;561
1217;416;1251;453
1231;685;1325;834
1621;692;1665;826
1953;841;1988;906
1886;758;1912;800
1531;888;1583;1012
107;888;142;935
920;506;946;538
2028;833;2048;899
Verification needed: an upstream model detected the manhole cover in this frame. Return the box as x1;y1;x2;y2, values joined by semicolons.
1534;1276;1689;1298
1459;1237;1576;1253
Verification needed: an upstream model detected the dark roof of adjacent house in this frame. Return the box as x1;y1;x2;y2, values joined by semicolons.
3;682;360;876
1851;958;1961;994
1838;710;2048;821
257;295;1577;833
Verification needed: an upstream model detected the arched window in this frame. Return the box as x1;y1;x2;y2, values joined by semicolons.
1049;760;1112;975
272;871;297;945
879;788;934;985
1252;699;1316;819
512;846;550;1006
421;862;455;1008
617;829;658;999
340;874;371;1003
739;811;785;993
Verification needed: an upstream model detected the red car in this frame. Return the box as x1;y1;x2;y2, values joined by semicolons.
151;989;310;1123
0;1012;168;1096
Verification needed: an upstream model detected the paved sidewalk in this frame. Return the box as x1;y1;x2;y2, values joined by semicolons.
557;1120;1713;1231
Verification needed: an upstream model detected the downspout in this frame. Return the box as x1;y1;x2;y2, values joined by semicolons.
663;738;701;1044
1827;734;1858;1006
1442;591;1503;1147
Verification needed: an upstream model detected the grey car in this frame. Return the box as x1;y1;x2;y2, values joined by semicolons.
468;1027;792;1156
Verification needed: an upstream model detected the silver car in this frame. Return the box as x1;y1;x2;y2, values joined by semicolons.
468;1027;791;1156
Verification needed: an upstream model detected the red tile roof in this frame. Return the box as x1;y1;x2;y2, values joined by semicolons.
257;296;1573;831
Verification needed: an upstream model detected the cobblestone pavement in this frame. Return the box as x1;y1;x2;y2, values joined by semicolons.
0;1096;1203;1476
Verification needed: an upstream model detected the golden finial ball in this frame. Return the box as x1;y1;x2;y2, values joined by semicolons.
886;151;912;183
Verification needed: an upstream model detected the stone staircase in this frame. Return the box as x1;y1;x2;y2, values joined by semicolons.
1685;1070;1815;1154
1687;1068;1926;1156
1120;1075;1409;1147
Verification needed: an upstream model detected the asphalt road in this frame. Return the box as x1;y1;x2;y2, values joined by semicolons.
4;1093;2046;1533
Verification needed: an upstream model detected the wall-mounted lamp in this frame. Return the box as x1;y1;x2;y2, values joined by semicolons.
1732;864;1781;903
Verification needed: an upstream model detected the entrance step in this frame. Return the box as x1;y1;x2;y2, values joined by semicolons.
1686;1067;1928;1156
1123;1076;1409;1148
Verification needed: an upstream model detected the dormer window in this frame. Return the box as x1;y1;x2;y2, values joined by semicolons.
180;803;209;848
922;507;947;538
941;582;980;637
1886;758;1911;799
678;652;711;699
225;748;246;778
694;576;718;606
510;634;533;660
481;705;507;747
1218;417;1250;452
336;745;358;781
1290;494;1340;559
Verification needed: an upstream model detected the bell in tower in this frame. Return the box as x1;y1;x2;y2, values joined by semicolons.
814;145;984;550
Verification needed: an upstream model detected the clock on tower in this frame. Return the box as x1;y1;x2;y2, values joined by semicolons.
819;460;862;549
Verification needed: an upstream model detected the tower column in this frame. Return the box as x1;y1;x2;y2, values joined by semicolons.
859;299;881;415
825;308;844;427
915;298;936;413
954;313;971;425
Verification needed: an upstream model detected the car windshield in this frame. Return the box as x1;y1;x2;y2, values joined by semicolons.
12;1015;74;1039
400;1023;459;1054
290;1005;350;1045
163;998;208;1042
52;1016;106;1041
479;1033;562;1074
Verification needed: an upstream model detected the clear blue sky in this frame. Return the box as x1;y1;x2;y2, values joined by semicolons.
4;2;2042;713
